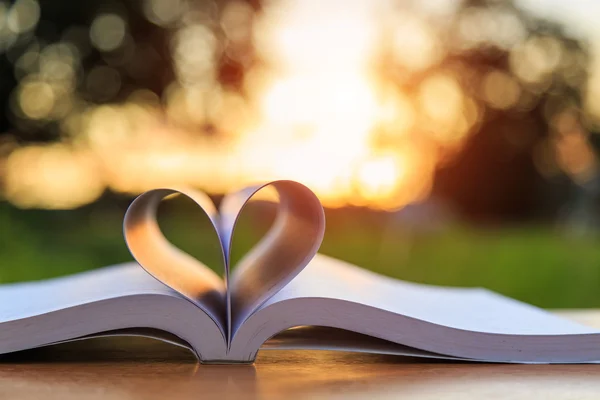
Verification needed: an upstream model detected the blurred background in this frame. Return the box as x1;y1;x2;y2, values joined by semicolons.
1;0;600;308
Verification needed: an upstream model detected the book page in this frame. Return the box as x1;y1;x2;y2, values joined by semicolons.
124;187;227;327
122;181;325;343
221;180;325;334
228;254;600;363
0;263;228;360
0;263;181;322
268;254;597;335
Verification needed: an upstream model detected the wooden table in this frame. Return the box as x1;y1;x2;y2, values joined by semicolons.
1;310;600;399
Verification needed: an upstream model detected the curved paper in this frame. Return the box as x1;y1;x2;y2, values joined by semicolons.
220;180;326;337
123;181;326;346
123;188;227;330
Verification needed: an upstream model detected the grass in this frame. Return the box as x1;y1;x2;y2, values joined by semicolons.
1;197;600;308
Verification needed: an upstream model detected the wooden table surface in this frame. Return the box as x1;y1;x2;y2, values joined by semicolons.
1;310;600;399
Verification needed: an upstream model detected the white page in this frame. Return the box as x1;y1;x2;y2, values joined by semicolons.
122;181;325;345
221;180;325;334
226;254;600;363
0;263;229;361
264;254;598;335
123;187;226;327
0;263;180;322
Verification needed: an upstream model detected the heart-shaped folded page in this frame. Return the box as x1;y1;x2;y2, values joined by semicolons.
123;180;325;344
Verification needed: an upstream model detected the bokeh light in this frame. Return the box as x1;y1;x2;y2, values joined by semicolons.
0;0;599;213
90;13;127;52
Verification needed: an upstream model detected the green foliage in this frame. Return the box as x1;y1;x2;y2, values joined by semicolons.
1;202;600;309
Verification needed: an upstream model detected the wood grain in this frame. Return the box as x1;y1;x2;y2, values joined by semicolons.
1;310;600;399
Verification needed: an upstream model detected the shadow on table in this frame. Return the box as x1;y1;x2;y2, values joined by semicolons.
1;337;600;399
0;336;257;399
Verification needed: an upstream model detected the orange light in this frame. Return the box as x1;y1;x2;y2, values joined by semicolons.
2;0;487;211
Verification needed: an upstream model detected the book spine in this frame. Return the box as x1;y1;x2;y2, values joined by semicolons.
199;359;256;365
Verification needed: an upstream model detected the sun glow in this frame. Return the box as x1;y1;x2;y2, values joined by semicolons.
1;0;482;210
224;0;439;210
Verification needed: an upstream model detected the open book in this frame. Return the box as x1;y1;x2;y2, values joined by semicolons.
1;180;600;364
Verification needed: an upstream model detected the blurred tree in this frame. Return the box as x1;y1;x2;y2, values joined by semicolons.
0;0;172;142
0;0;598;223
428;0;594;223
